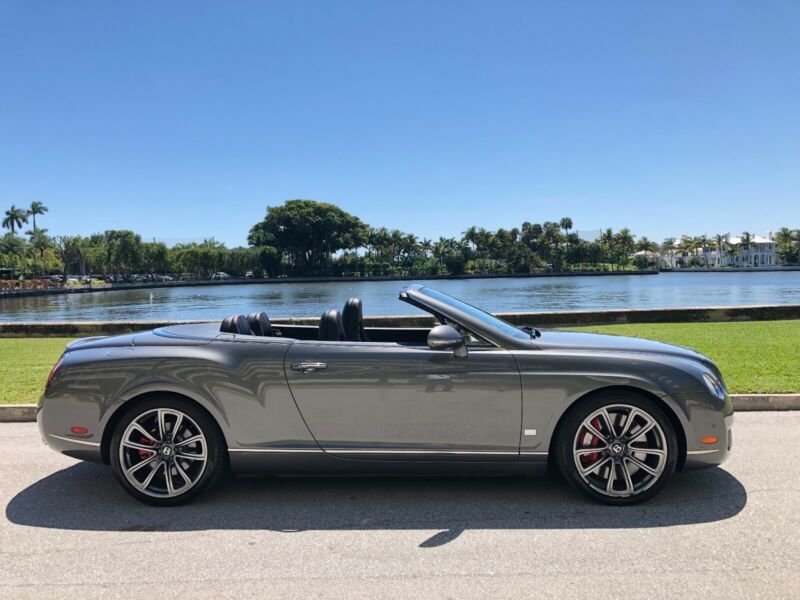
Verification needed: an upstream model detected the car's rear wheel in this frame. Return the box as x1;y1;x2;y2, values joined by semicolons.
554;390;678;505
110;397;227;506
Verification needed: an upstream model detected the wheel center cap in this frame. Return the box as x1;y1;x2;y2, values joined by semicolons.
161;445;174;458
610;442;625;456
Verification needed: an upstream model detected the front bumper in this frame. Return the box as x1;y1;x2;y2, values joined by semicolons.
683;404;733;469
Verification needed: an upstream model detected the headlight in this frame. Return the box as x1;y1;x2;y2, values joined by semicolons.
702;372;727;401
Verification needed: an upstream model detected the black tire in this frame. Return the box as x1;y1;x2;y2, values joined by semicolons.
554;389;679;505
110;396;228;506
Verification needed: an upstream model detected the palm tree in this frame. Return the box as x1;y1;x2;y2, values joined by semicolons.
28;201;48;234
559;217;573;237
661;237;676;269
26;228;51;276
420;238;432;258
713;234;727;266
3;205;29;235
560;217;574;259
740;232;753;266
615;228;635;268
695;235;710;266
600;228;615;269
462;226;478;257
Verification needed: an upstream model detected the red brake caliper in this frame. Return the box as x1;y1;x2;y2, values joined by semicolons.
137;435;155;459
581;417;603;467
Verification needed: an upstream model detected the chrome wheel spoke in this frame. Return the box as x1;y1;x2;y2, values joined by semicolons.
625;455;660;477
178;451;206;461
619;408;643;439
157;409;167;442
575;446;608;456
583;421;607;444
122;440;157;452
620;460;634;495
172;412;184;439
127;453;157;475
174;461;193;487
131;423;158;444
629;420;656;442
176;434;204;447
163;462;175;496
629;445;665;457
579;455;611;477
606;462;617;494
597;408;615;437
139;460;161;490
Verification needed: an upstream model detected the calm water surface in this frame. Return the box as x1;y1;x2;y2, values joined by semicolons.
1;272;799;322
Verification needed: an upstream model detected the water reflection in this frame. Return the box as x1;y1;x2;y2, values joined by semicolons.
1;271;799;321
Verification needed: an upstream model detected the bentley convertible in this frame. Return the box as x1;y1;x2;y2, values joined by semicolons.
38;284;733;506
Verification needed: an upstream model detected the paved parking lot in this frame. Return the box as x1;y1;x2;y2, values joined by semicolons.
1;412;799;599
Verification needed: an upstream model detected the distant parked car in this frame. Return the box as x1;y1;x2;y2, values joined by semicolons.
212;272;231;280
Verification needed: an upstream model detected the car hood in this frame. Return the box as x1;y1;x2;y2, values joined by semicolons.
536;330;716;370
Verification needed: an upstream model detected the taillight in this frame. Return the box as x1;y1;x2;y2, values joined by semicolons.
45;356;64;389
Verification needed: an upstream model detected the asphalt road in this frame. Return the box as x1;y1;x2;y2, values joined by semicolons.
1;413;798;599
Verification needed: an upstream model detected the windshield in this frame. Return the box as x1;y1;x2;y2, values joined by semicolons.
421;287;532;341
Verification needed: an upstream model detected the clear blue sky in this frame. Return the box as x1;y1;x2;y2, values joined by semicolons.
1;1;798;246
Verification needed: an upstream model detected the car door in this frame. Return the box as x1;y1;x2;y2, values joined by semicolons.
284;340;522;460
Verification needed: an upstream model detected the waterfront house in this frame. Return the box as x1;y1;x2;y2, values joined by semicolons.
657;232;778;268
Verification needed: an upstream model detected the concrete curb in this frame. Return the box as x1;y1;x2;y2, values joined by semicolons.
2;394;799;423
0;405;37;422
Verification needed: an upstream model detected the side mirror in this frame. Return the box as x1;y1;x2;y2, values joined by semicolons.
427;325;468;358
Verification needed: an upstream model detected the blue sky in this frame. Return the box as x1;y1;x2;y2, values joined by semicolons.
1;1;798;246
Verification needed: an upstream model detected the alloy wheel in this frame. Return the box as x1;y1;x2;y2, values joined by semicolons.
118;408;208;498
572;403;667;498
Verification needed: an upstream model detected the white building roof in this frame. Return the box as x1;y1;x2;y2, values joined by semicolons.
728;235;772;245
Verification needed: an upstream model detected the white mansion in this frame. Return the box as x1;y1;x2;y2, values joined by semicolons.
658;232;778;269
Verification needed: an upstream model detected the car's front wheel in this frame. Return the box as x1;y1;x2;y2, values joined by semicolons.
555;390;678;505
110;397;227;506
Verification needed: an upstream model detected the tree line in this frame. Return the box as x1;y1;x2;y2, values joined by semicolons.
2;199;800;281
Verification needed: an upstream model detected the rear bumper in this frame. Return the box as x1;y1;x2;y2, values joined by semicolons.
38;392;104;463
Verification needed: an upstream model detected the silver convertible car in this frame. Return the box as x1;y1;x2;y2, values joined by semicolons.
38;284;732;506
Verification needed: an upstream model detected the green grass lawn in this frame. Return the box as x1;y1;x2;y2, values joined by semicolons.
566;320;800;394
0;338;73;405
0;320;798;403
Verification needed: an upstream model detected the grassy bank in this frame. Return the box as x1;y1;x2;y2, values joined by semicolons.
0;320;798;404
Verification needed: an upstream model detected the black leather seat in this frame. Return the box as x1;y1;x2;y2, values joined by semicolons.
220;315;253;335
342;297;368;342
318;309;345;341
247;311;273;336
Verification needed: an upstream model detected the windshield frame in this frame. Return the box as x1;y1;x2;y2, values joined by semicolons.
399;284;536;349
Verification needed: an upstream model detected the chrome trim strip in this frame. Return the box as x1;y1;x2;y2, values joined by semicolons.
228;448;322;453
686;449;720;455
229;447;545;456
328;449;519;456
49;434;101;447
520;451;548;456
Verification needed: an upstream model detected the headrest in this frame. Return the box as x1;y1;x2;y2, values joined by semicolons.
220;314;253;335
318;309;345;341
342;297;367;342
247;311;273;336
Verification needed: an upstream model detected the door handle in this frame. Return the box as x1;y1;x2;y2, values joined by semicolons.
291;361;328;373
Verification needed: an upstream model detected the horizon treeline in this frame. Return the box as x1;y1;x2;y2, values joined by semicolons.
2;199;799;280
